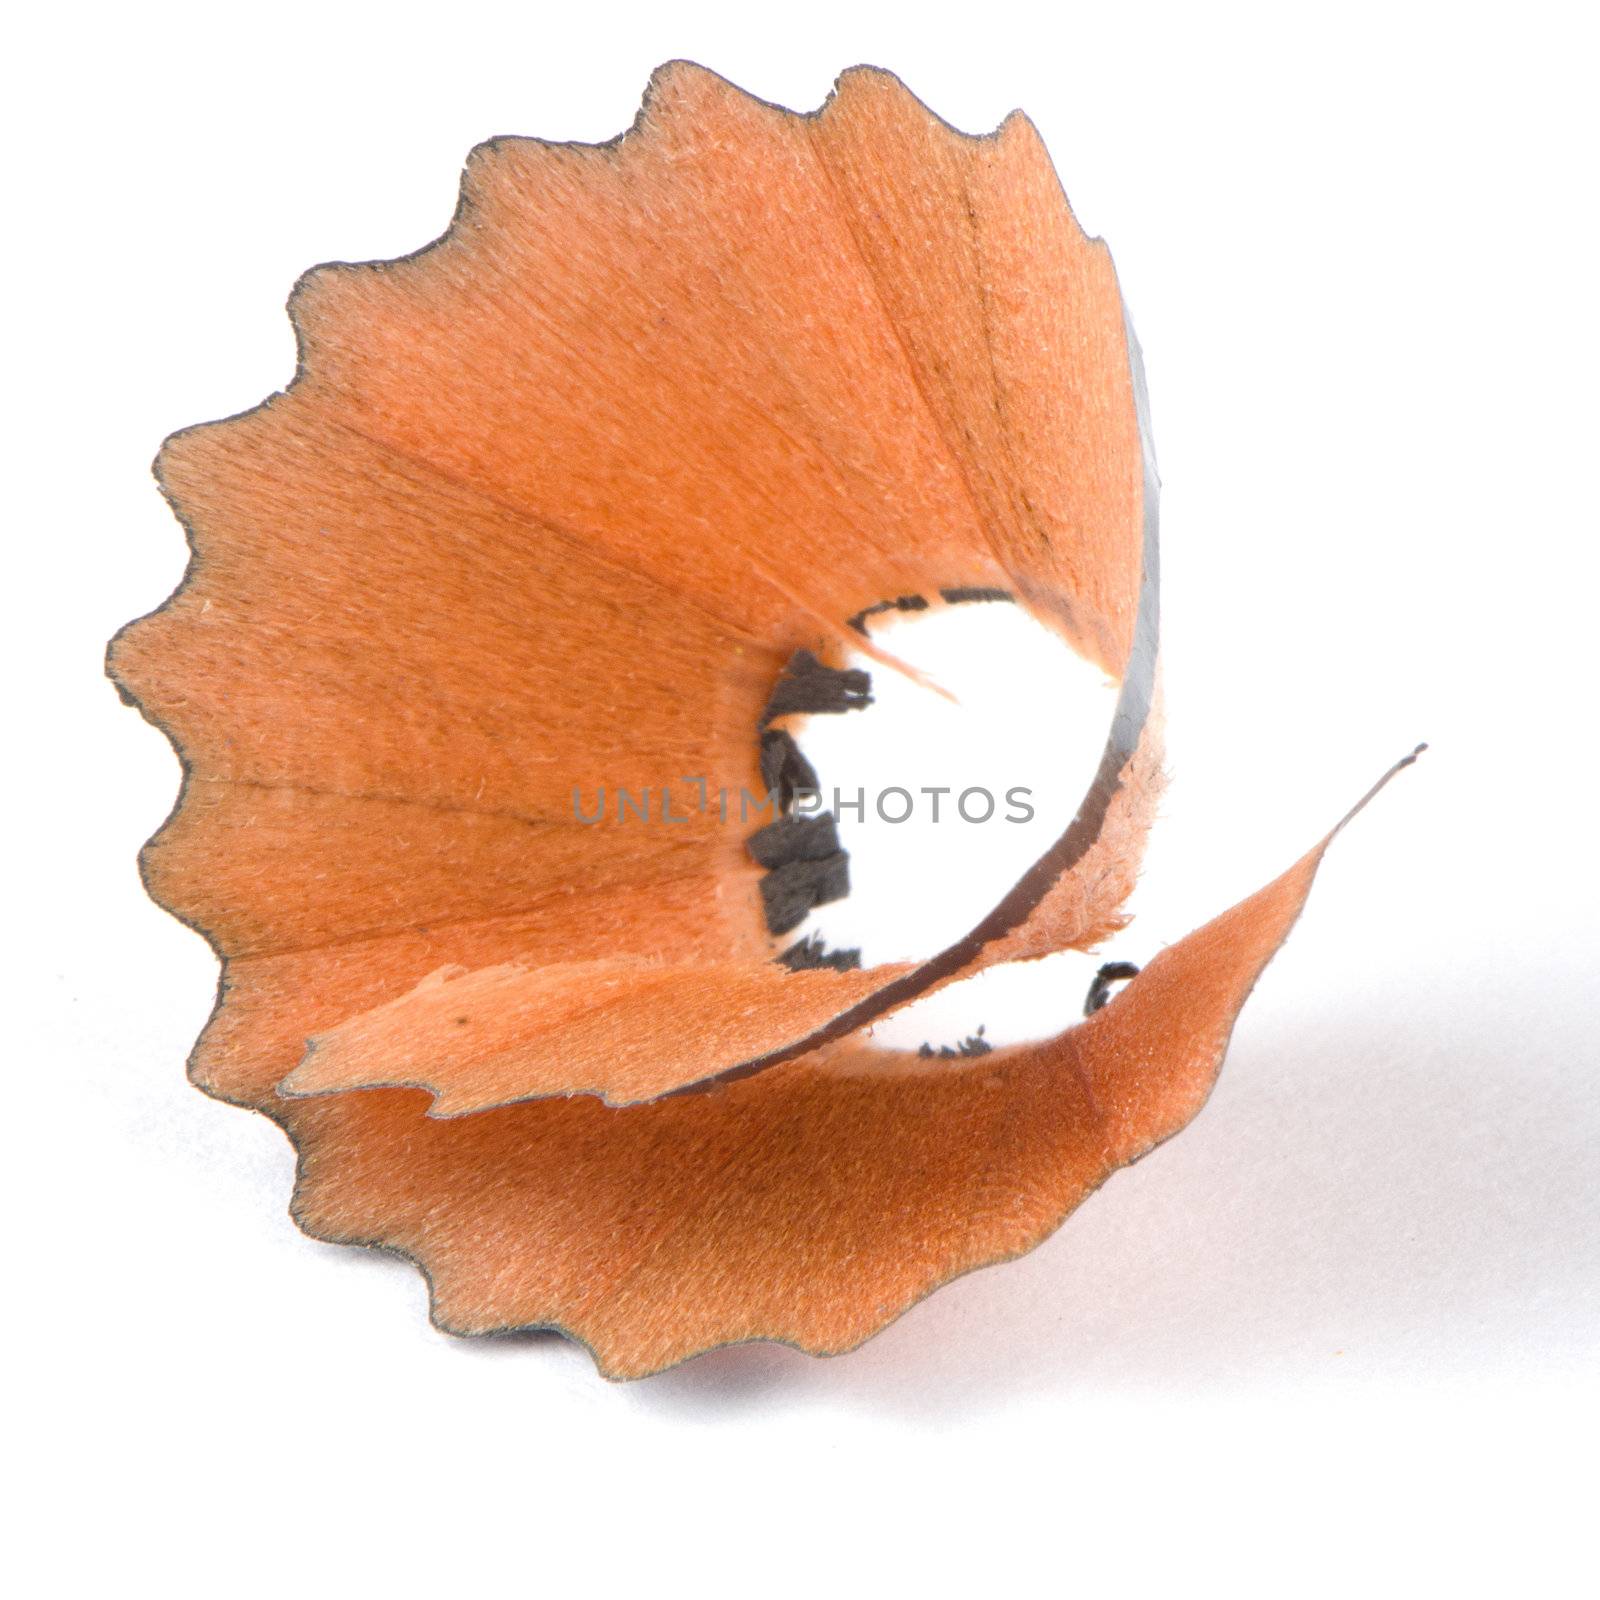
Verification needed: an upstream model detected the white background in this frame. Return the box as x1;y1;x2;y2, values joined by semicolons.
8;2;1596;1594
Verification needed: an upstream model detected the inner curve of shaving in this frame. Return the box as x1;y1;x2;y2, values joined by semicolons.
762;595;1119;972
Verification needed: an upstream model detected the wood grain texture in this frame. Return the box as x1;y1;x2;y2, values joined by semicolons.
110;62;1153;1109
